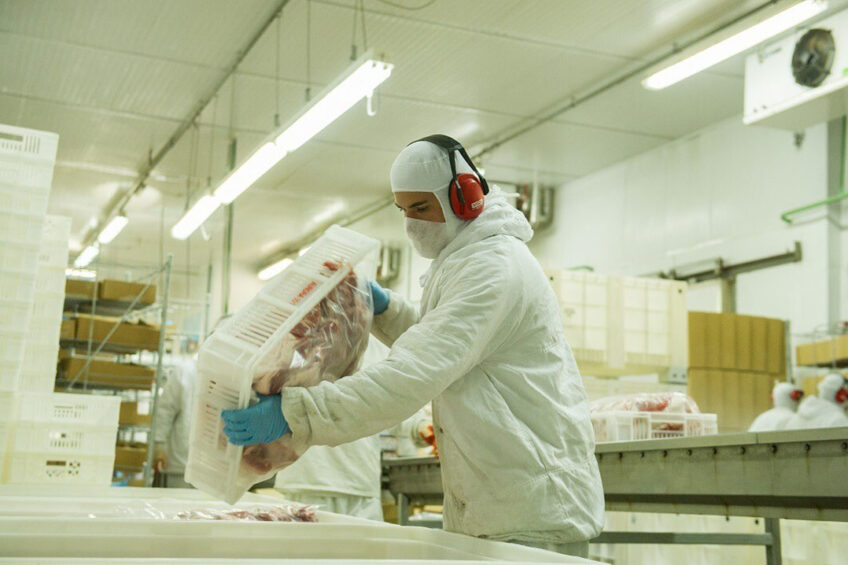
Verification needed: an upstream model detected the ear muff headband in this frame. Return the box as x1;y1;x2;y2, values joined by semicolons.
408;134;489;220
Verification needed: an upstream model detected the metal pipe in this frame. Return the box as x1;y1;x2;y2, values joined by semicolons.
782;115;847;223
75;0;292;257
145;254;173;487
471;1;783;161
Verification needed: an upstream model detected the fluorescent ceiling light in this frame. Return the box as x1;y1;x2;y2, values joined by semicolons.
298;247;310;256
275;58;394;152
97;215;128;244
258;258;293;281
172;51;391;240
65;268;96;280
171;195;220;240
644;0;827;90
214;142;288;204
74;244;100;268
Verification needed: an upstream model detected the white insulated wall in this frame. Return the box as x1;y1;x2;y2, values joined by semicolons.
530;116;832;334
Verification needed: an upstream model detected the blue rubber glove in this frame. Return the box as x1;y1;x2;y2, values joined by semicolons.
221;394;290;446
370;280;389;315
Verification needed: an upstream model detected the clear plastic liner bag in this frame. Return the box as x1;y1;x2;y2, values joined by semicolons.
93;501;316;522
233;261;373;491
590;391;701;415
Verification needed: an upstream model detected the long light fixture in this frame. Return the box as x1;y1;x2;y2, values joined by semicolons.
171;50;393;240
643;0;827;90
171;195;220;240
97;215;128;244
258;258;293;281
74;244;100;268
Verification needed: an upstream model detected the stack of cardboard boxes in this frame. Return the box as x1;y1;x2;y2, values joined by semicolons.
687;312;787;433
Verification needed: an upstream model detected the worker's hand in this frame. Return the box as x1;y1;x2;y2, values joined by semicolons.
153;444;167;474
221;394;291;446
370;280;389;315
419;423;438;459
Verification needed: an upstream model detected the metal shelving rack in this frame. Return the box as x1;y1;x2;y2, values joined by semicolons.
59;255;172;487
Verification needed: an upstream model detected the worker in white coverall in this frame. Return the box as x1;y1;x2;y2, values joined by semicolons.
785;373;848;429
274;338;432;520
748;382;803;432
222;135;605;557
152;357;197;488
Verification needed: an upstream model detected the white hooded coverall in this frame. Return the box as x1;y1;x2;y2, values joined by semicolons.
281;184;605;545
152;358;197;487
748;382;799;432
786;373;848;429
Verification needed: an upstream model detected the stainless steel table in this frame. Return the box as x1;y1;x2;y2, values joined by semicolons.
383;428;848;565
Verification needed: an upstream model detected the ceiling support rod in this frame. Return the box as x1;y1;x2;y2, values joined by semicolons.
75;0;292;257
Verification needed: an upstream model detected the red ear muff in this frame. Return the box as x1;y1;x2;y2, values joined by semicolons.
836;387;848;404
449;173;485;220
790;390;803;402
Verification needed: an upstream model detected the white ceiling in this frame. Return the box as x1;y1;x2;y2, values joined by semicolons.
1;0;765;269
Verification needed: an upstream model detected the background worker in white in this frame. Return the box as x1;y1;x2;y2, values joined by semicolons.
786;373;848;430
223;135;605;558
748;382;803;432
274;339;431;520
152;356;197;488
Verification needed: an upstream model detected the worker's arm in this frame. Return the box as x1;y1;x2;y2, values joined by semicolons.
370;288;420;348
389;409;432;447
282;251;518;451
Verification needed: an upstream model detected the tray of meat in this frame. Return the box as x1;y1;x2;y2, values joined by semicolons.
185;225;379;504
590;392;717;442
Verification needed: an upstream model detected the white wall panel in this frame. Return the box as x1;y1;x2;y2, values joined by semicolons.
530;116;830;334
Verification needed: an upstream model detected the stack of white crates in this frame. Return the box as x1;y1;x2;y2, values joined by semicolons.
546;270;688;381
0;123;119;485
18;215;70;393
0;124;58;393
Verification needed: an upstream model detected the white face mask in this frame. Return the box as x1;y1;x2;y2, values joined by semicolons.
404;217;451;259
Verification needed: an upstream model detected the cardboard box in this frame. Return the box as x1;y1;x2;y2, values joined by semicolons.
65;279;97;299
58;355;155;390
736;316;753;372
115;445;148;469
688;313;707;368
751;317;768;373
796;335;848;367
688;369;779;433
719;315;737;370
705;314;722;369
119;402;152;426
801;376;824;398
60;316;76;339
766;319;785;375
74;314;160;351
98;280;156;305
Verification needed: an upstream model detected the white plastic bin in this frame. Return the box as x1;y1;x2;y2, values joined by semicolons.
9;422;116;455
2;451;114;485
186;225;380;504
17;393;121;428
591;411;718;442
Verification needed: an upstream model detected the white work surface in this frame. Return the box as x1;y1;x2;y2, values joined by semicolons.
0;486;600;564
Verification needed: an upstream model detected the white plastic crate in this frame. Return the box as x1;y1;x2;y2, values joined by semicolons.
9;422;116;455
591;411;718;443
36;215;71;269
0;328;27;392
547;270;688;378
29;291;63;323
186;225;379;504
0;123;59;164
0;184;49;217
17;393;121;428
0;212;43;243
0;299;31;328
0;393;19;472
2;452;114;485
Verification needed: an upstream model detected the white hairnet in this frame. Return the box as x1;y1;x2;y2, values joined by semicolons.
773;382;800;409
390;140;477;194
819;373;847;403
